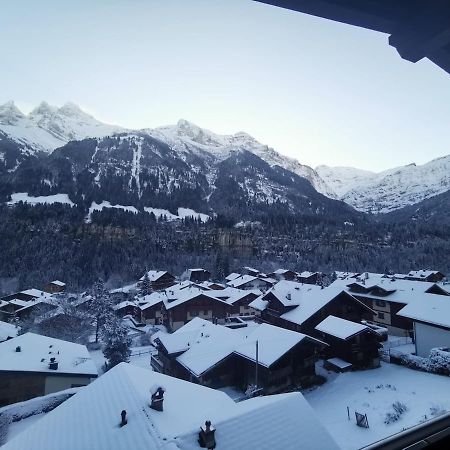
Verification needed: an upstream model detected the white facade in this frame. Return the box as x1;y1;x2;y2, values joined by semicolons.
414;322;450;357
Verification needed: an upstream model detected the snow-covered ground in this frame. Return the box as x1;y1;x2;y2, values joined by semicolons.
304;362;450;450
7;192;74;206
144;206;210;222
86;200;138;222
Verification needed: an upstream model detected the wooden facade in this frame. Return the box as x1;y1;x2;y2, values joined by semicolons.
0;371;94;407
188;269;211;283
163;295;231;331
260;291;373;338
154;339;321;394
317;329;381;369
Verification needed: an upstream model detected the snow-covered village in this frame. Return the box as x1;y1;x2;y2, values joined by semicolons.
2;1;450;449
0;267;449;449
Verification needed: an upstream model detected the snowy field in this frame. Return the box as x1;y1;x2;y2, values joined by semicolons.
304;362;450;450
7;192;74;206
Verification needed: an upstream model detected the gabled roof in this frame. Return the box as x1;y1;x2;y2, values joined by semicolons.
298;271;319;278
225;272;241;281
0;333;97;376
113;300;138;311
280;288;369;327
234;323;326;368
263;280;324;307
226;274;273;288
2;363;339;450
139;270;172;282
210;287;261;305
0;320;19;342
407;270;444;279
330;277;442;305
398;295;450;329
315;316;370;340
166;320;325;376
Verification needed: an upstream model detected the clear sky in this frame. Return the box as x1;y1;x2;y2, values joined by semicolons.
1;0;450;172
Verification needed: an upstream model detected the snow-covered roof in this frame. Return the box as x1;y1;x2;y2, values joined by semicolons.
15;297;58;313
225;272;241;281
326;357;352;369
272;268;290;275
49;280;66;286
0;320;19;342
0;333;97;376
280;288;359;326
210;287;261;305
110;282;138;294
264;280;324;307
20;289;49;298
139;270;171;282
298;271;319;278
330;276;441;305
162;319;325;376
315;315;370;340
407;270;444;279
113;300;138;311
398;295;450;329
2;362;339;450
234;323;326;367
7;299;29;307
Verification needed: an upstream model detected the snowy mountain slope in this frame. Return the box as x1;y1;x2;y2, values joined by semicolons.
317;156;450;213
148;119;336;197
316;165;375;198
2;132;357;222
0;101;123;153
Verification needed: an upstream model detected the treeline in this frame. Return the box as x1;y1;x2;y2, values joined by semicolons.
0;203;448;294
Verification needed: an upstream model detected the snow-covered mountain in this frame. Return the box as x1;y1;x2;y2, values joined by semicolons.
2;131;356;222
0;101;123;153
148;120;335;197
0;102;333;197
317;156;450;214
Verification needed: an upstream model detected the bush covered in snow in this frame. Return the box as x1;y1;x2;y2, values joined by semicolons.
398;348;450;375
0;413;12;445
384;401;407;425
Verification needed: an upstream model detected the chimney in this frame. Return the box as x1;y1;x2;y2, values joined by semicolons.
198;420;216;449
120;410;127;427
15;346;21;352
150;386;165;411
286;292;291;301
48;357;59;370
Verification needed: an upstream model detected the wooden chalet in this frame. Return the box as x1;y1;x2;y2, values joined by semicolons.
113;300;140;318
315;315;381;370
153;319;326;394
226;275;274;291
0;333;97;406
138;270;175;291
297;271;322;285
188;268;211;283
341;278;450;337
404;270;446;283
268;269;298;281
250;281;374;337
42;280;66;294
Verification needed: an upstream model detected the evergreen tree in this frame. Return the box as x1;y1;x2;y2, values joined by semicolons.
101;316;132;370
89;280;114;343
140;270;152;296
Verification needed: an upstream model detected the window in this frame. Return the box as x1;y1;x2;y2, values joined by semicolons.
375;300;386;308
377;312;385;320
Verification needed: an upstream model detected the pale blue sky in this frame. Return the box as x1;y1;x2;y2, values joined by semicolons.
1;0;450;171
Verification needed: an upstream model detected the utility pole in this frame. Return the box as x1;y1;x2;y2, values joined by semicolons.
255;340;259;389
